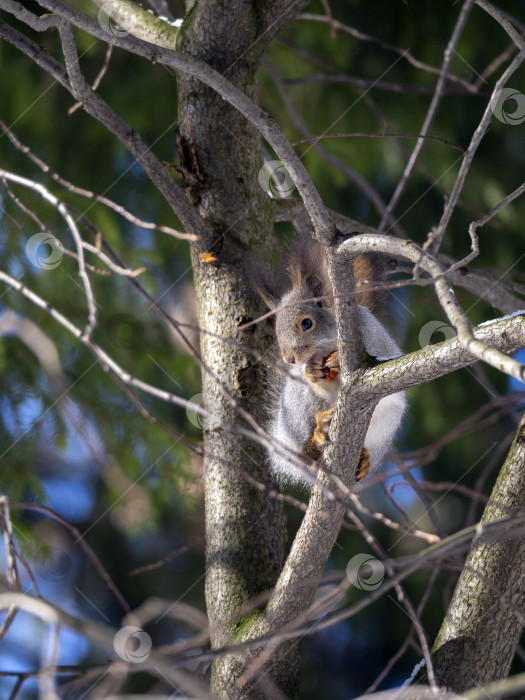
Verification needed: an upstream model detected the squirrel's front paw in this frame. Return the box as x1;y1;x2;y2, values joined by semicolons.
308;416;372;482
305;360;326;384
305;350;339;385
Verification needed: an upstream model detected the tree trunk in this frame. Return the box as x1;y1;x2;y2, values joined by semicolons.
425;411;525;691
176;2;294;696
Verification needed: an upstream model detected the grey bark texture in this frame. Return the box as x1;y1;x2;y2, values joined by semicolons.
175;1;305;696
417;412;525;691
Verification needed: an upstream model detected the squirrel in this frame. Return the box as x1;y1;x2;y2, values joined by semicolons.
253;235;406;488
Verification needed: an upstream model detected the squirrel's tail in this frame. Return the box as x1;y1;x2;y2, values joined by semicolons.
353;253;386;317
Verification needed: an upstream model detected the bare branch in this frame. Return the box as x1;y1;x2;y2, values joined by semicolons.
0;169;98;337
0;496;21;646
298;12;481;93
87;0;180;48
379;0;475;232
0;13;210;244
263;56;407;237
0;117;199;242
0;587;212;698
293;131;465;153
474;0;525;49
338;234;525;383
9;0;337;244
10;503;131;614
68;44;113;115
432;49;525;251
350;494;440;544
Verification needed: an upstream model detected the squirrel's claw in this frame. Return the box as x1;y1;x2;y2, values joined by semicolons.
305;361;326;384
356;447;372;481
324;350;339;371
308;408;334;456
310;410;372;482
323;350;339;381
305;350;340;385
308;411;372;482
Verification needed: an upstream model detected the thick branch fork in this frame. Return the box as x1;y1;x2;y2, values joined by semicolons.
247;312;524;667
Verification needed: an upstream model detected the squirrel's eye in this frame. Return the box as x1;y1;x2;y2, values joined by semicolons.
301;318;313;331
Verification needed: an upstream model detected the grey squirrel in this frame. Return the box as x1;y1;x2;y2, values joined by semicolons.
254;236;406;488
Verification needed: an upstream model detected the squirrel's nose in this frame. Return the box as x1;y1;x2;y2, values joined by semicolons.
284;355;295;365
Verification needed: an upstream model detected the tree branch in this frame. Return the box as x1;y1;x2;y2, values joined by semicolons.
9;0;337;244
338;234;525;383
0;587;212;698
378;0;475;232
261;0;313;46
0;3;209;244
88;0;180;48
427;412;525;691
432;48;525;251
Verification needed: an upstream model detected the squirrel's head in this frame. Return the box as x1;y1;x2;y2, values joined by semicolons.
274;274;337;366
249;237;337;366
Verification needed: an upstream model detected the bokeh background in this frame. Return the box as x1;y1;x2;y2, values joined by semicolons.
1;0;524;696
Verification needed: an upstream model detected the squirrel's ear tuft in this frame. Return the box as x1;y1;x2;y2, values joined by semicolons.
287;232;331;301
302;273;325;302
245;256;285;310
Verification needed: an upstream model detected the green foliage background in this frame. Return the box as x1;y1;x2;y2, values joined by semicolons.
0;0;524;696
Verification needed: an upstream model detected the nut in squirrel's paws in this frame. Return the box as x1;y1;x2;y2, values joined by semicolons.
305;350;339;385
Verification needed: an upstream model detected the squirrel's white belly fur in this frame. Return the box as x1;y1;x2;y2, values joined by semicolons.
268;306;406;487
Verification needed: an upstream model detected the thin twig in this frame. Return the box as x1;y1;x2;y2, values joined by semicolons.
0;117;199;242
68;44;113;115
10;503;131;614
379;0;475;232
293;131;465;152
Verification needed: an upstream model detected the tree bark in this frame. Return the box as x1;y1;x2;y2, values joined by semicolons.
423;411;525;691
175;2;295;696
